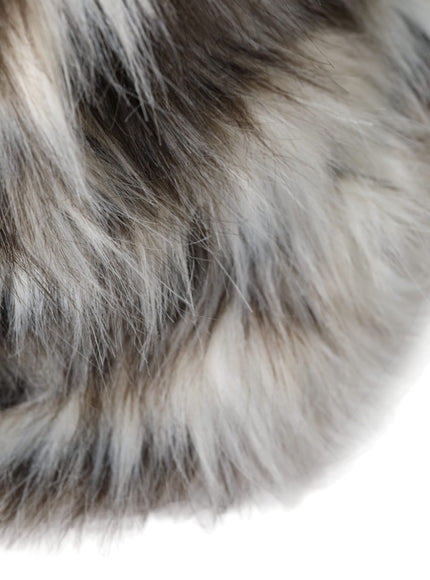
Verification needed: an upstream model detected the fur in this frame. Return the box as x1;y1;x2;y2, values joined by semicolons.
0;0;429;539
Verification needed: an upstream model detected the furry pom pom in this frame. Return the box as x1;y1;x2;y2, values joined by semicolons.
0;0;429;540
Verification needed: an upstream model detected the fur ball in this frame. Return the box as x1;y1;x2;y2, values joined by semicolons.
0;0;429;539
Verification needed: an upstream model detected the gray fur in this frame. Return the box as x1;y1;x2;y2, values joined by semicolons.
0;0;429;540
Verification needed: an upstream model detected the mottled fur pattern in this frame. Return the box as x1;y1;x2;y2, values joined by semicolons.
0;0;429;540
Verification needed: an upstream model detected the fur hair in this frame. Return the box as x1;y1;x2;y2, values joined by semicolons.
0;0;429;540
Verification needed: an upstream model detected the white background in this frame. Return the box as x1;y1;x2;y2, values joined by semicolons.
1;325;429;579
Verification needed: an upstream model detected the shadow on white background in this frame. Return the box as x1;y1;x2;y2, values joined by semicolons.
1;323;429;579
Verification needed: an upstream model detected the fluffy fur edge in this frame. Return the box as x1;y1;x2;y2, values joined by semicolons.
0;0;429;540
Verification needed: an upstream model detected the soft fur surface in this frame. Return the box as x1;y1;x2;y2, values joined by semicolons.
0;0;429;539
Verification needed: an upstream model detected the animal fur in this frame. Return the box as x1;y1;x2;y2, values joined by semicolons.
0;0;429;539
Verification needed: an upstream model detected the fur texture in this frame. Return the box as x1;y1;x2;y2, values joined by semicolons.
0;0;429;539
